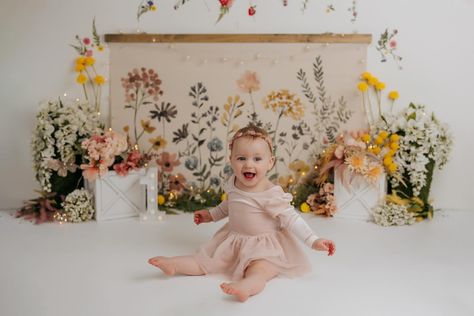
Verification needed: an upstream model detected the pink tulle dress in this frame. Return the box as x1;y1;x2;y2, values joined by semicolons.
194;176;313;280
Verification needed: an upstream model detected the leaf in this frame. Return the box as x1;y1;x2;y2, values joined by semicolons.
92;17;101;46
198;139;205;146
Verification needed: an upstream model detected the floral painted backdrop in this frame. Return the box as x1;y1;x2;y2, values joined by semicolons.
109;41;368;195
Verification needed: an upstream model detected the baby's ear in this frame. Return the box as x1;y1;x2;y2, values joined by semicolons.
269;156;276;170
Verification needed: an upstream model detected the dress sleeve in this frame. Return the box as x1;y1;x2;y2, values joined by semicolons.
209;200;229;222
262;186;318;248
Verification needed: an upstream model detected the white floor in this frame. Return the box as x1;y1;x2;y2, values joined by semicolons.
1;209;473;316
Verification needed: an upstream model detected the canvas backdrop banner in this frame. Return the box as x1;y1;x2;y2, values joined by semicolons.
108;37;369;194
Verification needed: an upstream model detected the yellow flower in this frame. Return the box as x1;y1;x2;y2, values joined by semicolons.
368;76;378;86
141;120;156;133
76;73;87;84
372;146;381;155
85;57;95;66
374;136;384;145
149;136;167;151
379;131;389;139
157;194;165;205
151;5;157;11
383;156;393;167
97;45;105;52
361;72;372;80
361;134;371;143
262;89;304;120
388;163;398;173
390;142;399;150
75;63;85;72
278;175;295;188
300;202;311;213
221;193;227;201
390;134;400;142
75;57;86;65
366;163;384;183
357;82;368;92
388;90;399;100
375;82;386;91
94;75;106;85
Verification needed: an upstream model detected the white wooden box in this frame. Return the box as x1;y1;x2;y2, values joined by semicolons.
334;167;386;220
86;169;147;221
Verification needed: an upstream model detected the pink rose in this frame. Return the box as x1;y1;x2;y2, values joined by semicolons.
83;37;91;45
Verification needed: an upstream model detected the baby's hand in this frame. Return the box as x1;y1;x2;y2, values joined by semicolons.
312;238;336;256
194;209;212;225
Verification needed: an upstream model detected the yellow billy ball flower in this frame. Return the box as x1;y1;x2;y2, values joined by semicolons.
361;72;372;80
357;82;368;92
379;131;389;139
374;136;384;145
388;90;399;100
372;146;381;155
157;194;165;205
375;82;386;91
390;134;400;142
300;202;311;213
390;142;399;150
361;134;371;143
85;56;95;66
75;57;86;65
388;149;397;156
368;76;378;86
388;163;398;173
75;63;85;72
151;5;157;11
221;193;227;201
383;156;393;167
94;75;106;85
76;73;87;84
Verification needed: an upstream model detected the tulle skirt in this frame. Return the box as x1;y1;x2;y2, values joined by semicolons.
194;223;311;280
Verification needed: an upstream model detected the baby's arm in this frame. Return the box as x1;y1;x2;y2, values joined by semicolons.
278;208;335;256
194;200;229;225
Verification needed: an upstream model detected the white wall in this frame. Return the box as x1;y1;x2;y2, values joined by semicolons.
1;0;473;210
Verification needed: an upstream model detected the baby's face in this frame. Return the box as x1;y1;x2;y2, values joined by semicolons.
230;136;275;192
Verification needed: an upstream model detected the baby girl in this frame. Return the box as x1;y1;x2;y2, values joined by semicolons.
149;125;335;302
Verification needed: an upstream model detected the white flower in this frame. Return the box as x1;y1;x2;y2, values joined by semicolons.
61;188;95;222
32;99;102;192
375;104;453;197
371;202;415;226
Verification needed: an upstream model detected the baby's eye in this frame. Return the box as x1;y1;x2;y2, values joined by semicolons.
237;157;246;161
254;157;262;161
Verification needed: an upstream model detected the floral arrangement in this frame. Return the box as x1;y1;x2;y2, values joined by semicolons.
80;130;152;181
55;188;95;223
315;131;398;188
358;71;453;221
137;0;157;20
71;19;106;112
137;0;359;23
31;99;102;194
371;202;415;226
374;103;453;218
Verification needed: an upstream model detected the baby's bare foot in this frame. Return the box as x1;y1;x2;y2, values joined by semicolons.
148;256;176;276
220;282;250;302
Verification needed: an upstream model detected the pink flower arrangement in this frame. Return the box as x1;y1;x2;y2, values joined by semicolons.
80;130;150;181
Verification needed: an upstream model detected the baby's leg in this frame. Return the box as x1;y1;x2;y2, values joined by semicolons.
220;259;279;302
148;255;205;276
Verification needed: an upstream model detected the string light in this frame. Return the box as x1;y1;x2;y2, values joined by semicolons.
63;93;67;97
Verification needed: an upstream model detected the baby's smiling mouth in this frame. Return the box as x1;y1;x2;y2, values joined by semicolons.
243;172;256;179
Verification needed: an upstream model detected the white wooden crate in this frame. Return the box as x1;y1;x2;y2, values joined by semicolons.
86;169;148;221
334;167;386;220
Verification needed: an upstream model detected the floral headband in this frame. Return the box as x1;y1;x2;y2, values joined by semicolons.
229;129;273;154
